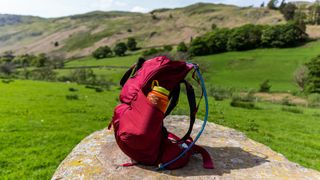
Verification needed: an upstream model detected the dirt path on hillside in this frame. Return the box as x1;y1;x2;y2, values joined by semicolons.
254;92;308;106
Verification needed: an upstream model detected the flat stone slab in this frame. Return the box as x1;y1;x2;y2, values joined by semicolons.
52;116;320;179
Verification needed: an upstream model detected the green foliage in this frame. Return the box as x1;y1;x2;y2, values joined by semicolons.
0;63;15;76
308;93;320;107
204;28;229;53
127;37;137;51
31;53;48;67
259;80;272;92
65;94;79;100
69;68;96;84
227;24;263;51
189;37;209;56
305;55;320;93
280;3;297;21
177;42;188;52
142;48;163;57
92;46;112;59
267;0;278;10
113;42;127;56
261;23;306;48
294;65;309;92
30;67;57;81
163;45;173;52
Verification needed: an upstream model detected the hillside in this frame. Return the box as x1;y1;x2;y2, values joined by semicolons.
0;3;286;58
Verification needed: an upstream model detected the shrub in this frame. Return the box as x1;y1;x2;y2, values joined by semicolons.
207;86;234;101
227;24;263;51
177;42;188;52
189;37;210;56
68;87;78;92
163;45;173;52
31;53;48;67
92;46;112;59
294;65;309;92
204;28;229;53
281;96;295;106
0;63;15;75
127;37;138;51
113;42;127;56
142;48;163;57
281;107;303;114
65;94;79;100
30;67;57;81
308;93;320;107
69;68;96;84
259;80;271;92
305;55;320;93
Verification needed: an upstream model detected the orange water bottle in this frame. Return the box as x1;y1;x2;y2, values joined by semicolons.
147;80;170;113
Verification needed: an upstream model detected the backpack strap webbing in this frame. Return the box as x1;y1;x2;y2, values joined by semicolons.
120;57;145;87
164;80;196;143
179;80;197;142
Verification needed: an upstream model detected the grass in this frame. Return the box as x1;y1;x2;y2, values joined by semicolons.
194;40;320;92
0;80;118;178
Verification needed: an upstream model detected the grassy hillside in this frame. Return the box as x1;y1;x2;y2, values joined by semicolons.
0;3;286;58
59;40;320;92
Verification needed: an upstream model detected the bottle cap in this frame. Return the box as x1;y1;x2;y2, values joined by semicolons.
153;86;170;96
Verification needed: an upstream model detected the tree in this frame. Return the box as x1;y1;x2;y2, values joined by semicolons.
305;55;320;93
32;53;48;67
280;3;297;20
188;37;210;56
294;65;309;92
177;42;188;52
261;2;265;8
163;45;173;52
0;63;15;75
267;0;278;10
127;37;138;51
227;24;263;51
259;80;272;92
92;46;112;59
113;42;127;56
204;28;230;53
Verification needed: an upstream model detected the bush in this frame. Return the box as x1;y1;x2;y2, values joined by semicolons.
92;46;112;59
294;65;309;92
127;37;138;51
206;86;234;101
68;87;78;92
66;94;79;100
142;48;163;57
259;80;271;92
0;63;15;75
189;37;210;56
281;96;295;106
69;68;96;84
113;42;127;56
227;24;263;51
177;42;188;52
308;93;320;107
305;55;320;93
204;28;230;53
163;45;173;52
31;53;48;67
30;67;57;81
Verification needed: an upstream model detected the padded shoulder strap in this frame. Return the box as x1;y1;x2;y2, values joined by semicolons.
179;80;197;142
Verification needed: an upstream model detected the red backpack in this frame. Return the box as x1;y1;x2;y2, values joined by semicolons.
109;56;214;170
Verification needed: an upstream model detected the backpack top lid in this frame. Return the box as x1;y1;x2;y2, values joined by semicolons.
120;56;194;104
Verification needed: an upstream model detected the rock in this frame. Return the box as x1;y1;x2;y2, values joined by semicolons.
52;116;320;180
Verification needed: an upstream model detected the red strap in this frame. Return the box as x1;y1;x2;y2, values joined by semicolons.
192;145;214;169
121;162;138;167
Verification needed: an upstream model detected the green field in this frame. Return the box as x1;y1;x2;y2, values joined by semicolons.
0;80;118;178
63;40;320;92
0;79;319;179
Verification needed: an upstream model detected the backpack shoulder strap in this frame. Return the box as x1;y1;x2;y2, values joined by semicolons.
179;80;197;142
120;57;145;87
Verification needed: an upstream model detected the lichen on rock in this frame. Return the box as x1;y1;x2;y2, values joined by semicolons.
52;116;320;179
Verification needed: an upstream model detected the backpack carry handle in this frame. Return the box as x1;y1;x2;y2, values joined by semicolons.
157;63;210;170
